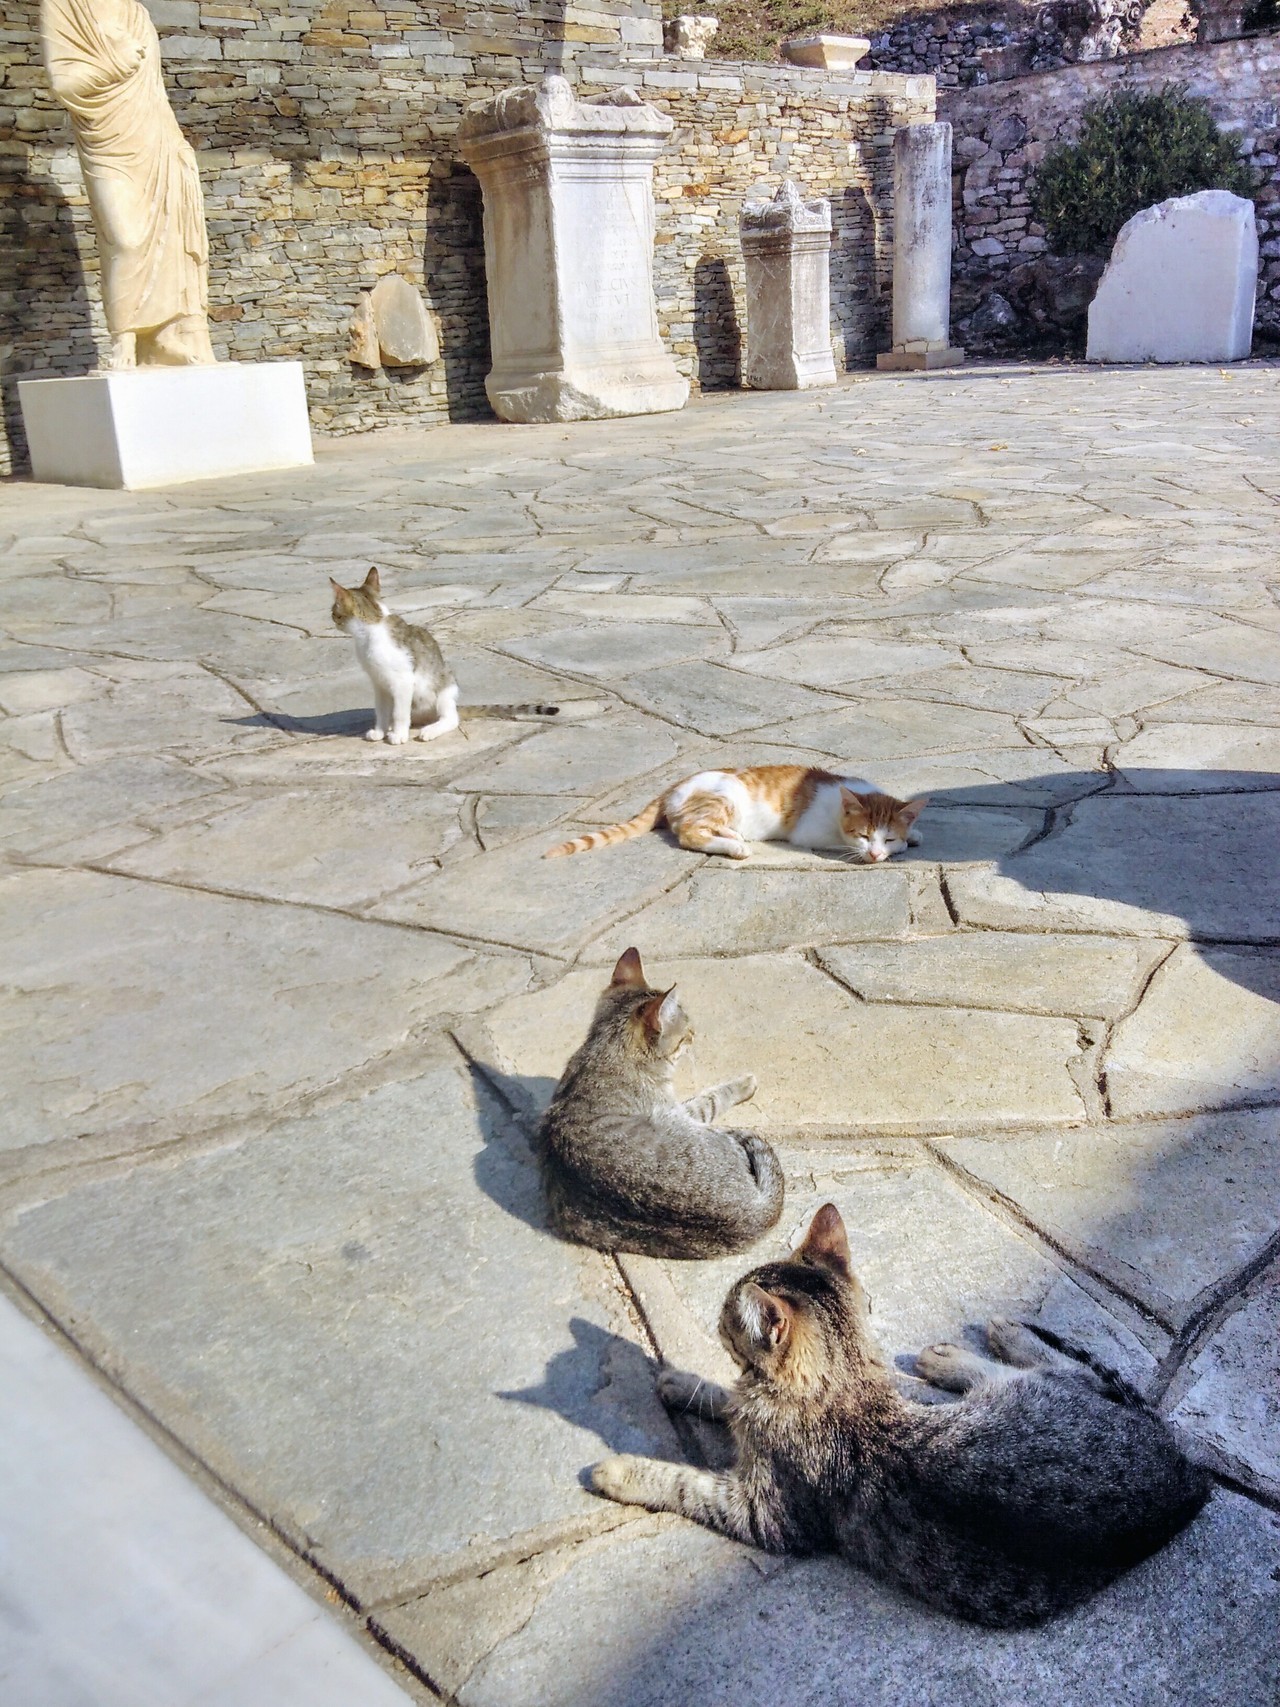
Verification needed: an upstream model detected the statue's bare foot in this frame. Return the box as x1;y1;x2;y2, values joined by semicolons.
143;315;216;366
100;333;137;372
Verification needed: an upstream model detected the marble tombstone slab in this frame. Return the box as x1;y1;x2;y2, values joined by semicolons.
458;76;689;424
740;181;838;390
878;121;965;372
1087;190;1258;364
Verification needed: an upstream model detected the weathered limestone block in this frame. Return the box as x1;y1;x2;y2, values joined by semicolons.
663;15;719;58
878;122;965;373
457;77;688;424
781;32;871;68
740;181;837;391
349;277;438;369
1086;191;1258;364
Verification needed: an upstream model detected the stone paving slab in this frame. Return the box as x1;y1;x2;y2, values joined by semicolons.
471;954;1088;1135
937;1111;1280;1332
0;1054;673;1608
3;365;1280;1698
377;1495;1280;1707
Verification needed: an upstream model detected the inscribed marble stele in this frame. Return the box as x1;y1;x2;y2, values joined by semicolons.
740;181;838;391
457;76;689;423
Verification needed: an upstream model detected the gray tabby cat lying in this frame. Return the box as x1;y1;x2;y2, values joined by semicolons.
330;567;558;743
592;1204;1209;1627
536;949;785;1259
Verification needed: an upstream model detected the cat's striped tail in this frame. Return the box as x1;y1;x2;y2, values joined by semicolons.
459;702;560;721
544;795;666;858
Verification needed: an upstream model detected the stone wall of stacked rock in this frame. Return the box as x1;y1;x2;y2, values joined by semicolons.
862;3;1071;88
943;33;1280;357
0;0;931;473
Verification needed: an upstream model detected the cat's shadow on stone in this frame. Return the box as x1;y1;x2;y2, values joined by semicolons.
223;708;371;737
466;1057;557;1237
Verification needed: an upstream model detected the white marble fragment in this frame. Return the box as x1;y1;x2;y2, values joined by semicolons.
879;122;964;372
664;15;719;57
781;32;871;68
1086;190;1258;365
370;274;439;366
740;181;837;391
348;291;380;368
458;76;688;423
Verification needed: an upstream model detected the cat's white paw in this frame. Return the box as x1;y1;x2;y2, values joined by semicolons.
386;730;409;745
590;1454;643;1505
364;728;386;742
728;1074;757;1105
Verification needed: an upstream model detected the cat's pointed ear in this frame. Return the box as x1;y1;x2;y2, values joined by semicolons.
640;986;682;1040
899;796;929;827
796;1203;851;1275
610;947;647;988
840;787;872;814
361;565;381;595
742;1283;792;1351
329;576;346;596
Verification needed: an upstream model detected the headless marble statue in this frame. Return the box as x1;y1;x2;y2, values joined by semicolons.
41;0;215;370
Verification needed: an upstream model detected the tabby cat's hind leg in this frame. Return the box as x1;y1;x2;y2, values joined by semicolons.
914;1342;1004;1393
417;683;460;742
670;793;749;860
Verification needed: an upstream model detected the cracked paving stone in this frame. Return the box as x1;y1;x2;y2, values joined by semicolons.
820;933;1163;1019
1113;722;1280;788
937;1109;1280;1331
583;867;912;960
618;661;845;737
370;834;703;957
947;790;1280;941
1103;946;1280;1117
0;866;496;1163
377;1493;1280;1707
101;786;468;909
0;1055;677;1607
624;1156;1161;1394
1172;1265;1280;1500
446;717;681;797
501;623;727;680
729;636;956;690
468;954;1087;1134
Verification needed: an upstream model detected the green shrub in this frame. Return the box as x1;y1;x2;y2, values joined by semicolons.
1031;86;1254;257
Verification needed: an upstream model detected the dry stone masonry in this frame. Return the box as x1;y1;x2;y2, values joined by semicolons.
0;0;935;473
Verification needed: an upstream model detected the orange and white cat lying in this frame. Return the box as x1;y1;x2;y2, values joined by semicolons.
546;765;926;863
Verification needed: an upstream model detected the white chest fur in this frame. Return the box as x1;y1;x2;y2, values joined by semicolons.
350;617;412;687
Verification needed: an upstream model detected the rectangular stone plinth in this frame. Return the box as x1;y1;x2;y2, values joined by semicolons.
877;346;965;371
19;363;313;490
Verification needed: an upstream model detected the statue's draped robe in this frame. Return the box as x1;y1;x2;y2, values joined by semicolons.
42;0;208;336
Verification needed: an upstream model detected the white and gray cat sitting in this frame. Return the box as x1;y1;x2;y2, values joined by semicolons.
329;567;558;744
535;948;785;1260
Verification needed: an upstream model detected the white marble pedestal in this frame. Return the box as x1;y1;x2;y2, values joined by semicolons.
741;181;837;391
877;122;965;374
458;77;688;423
18;363;313;490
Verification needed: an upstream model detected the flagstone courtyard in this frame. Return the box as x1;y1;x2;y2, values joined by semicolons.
2;362;1279;1704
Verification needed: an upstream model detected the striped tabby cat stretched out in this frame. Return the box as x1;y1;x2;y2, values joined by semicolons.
546;765;926;863
591;1204;1210;1627
330;567;558;745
